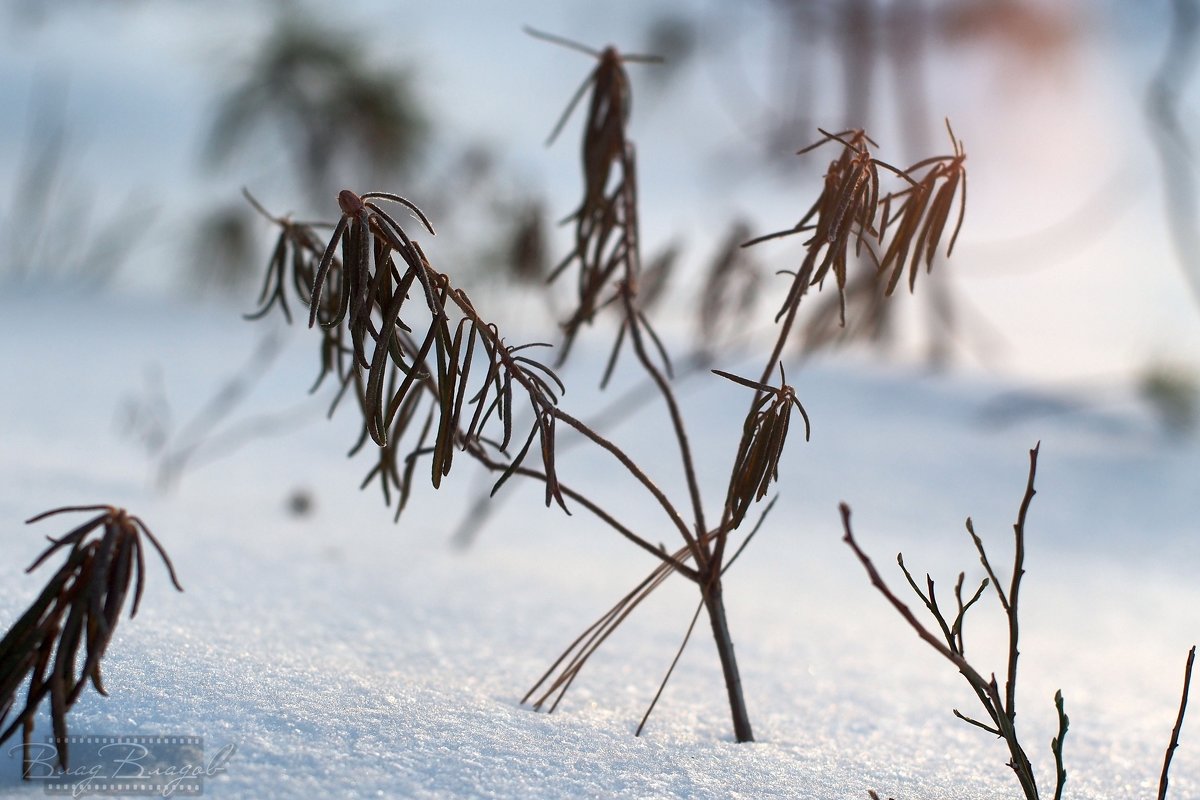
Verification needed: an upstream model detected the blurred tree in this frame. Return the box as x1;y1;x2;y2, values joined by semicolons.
1139;364;1199;437
206;11;428;205
641;11;698;90
2;83;152;287
189;204;257;295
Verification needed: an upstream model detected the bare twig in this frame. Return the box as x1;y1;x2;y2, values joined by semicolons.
1159;645;1196;800
840;444;1043;799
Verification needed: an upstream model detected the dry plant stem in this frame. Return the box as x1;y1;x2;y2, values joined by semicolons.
546;406;697;553
589;292;753;735
704;583;753;741
452;348;720;548
1004;447;1037;722
620;288;708;568
401;352;699;579
840;504;1005;695
636;600;703;737
842;506;1039;798
525;545;687;712
1052;690;1069;800
466;449;698;581
634;495;777;738
609;145;708;568
1159;645;1196;800
526;31;759;740
613;111;750;745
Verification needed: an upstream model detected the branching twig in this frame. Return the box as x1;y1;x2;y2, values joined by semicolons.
844;445;1195;799
841;445;1042;799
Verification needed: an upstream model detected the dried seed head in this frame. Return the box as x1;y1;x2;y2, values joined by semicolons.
714;368;811;528
338;189;366;217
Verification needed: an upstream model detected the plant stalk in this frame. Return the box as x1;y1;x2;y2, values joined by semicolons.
703;580;754;742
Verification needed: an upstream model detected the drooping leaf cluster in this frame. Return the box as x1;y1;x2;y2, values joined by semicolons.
715;367;811;530
0;505;182;777
247;188;568;519
745;121;967;329
878;123;968;294
529;27;667;373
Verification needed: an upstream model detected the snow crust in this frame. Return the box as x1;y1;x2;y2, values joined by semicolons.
0;293;1196;798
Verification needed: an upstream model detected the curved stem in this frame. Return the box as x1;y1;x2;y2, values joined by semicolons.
622;293;709;570
466;447;699;582
614;142;709;568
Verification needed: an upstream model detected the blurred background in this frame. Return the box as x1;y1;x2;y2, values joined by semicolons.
2;0;1199;404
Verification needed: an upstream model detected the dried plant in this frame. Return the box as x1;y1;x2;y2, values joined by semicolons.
841;445;1196;798
247;186;576;517
1161;646;1197;800
525;26;664;366
244;25;967;743
715;366;810;530
744;128;901;323
0;505;183;778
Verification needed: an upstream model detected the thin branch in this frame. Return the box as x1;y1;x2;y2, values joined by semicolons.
636;600;703;737
1159;645;1197;800
1005;443;1040;720
1052;689;1069;800
840;504;994;690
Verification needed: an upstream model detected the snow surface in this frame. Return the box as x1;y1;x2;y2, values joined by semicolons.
0;291;1197;799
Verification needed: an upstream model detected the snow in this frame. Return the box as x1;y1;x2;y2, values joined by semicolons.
0;290;1197;799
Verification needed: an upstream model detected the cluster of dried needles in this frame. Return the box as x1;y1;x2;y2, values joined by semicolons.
744;121;966;358
525;26;664;368
0;505;182;779
246;186;574;519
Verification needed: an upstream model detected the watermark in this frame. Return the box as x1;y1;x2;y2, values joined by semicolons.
10;735;235;797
